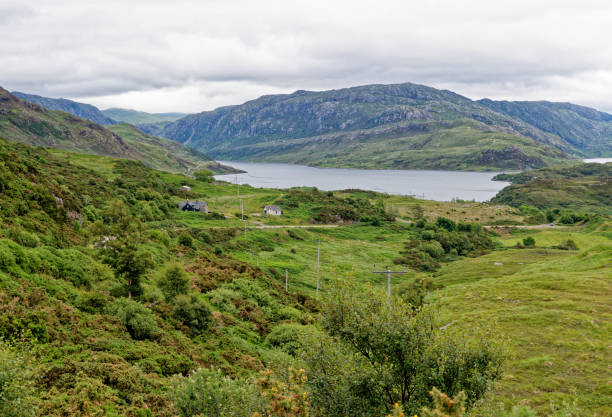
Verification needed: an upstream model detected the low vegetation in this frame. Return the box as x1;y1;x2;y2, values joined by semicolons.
0;137;609;416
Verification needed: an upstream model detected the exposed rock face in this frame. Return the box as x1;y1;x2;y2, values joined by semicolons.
478;99;612;156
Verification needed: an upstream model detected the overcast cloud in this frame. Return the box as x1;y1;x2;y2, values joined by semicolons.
1;0;612;113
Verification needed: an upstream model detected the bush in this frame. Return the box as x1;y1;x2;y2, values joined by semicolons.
522;237;536;247
156;263;190;301
194;169;214;182
0;342;37;417
197;230;212;244
76;292;108;313
301;282;504;416
555;239;578;251
7;228;39;248
265;323;315;355
436;217;457;232
107;298;159;340
177;232;193;248
174;294;213;335
172;367;259;417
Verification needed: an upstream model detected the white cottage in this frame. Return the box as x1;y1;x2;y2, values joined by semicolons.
263;205;282;215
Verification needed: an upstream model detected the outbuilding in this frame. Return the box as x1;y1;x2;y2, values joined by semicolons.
178;201;208;212
263;205;282;215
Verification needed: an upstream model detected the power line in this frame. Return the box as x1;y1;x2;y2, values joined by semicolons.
371;266;408;307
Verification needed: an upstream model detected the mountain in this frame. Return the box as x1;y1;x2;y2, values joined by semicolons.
1;87;137;158
102;108;188;124
159;82;576;170
12;91;116;125
0;88;236;174
106;123;240;174
477;99;612;156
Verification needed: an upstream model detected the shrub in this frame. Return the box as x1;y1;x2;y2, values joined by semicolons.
555;239;578;251
7;228;39;248
436;217;457;232
171;367;260;417
107;298;159;340
194;169;214;182
156;263;190;301
177;232;193;248
522;237;536;247
76;292;108;313
265;323;315;355
174;294;213;335
197;230;212;244
301;282;504;416
0;342;37;417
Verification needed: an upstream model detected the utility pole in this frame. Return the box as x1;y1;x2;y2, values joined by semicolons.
371;266;408;307
313;239;328;297
285;269;289;292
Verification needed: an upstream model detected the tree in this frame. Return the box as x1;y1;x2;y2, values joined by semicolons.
157;263;190;301
194;169;214;183
522;236;535;247
301;282;504;416
103;233;151;298
173;294;213;334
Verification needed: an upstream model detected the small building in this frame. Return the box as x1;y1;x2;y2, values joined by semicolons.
263;205;282;215
180;185;191;192
178;201;208;212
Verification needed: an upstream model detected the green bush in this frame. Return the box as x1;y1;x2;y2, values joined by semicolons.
0;342;37;417
76;292;108;313
436;217;457;232
7;228;39;248
107;298;159;340
194;169;214;183
555;239;578;251
522;237;536;247
174;294;213;335
265;323;314;355
156;263;190;301
171;367;260;417
197;230;212;244
177;232;193;248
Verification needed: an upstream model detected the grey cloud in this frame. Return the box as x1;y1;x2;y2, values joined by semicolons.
2;0;612;112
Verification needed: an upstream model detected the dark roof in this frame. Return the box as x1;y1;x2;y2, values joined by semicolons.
178;201;207;210
264;205;281;211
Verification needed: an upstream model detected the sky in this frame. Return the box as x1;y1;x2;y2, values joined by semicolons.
2;0;612;113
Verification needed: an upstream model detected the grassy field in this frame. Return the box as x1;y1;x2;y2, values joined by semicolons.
428;226;612;415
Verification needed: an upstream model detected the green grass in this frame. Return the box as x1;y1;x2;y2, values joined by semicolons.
428;226;612;415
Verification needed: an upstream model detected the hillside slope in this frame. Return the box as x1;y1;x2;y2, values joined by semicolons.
102;108;188;124
159;82;575;170
106;123;240;174
0;87;137;158
491;163;612;214
1;88;233;174
478;99;612;156
12;91;116;125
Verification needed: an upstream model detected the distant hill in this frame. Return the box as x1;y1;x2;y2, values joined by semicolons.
492;163;612;214
159;82;577;170
0;88;235;174
12;91;116;125
106;123;240;174
102;108;188;125
478;99;612;156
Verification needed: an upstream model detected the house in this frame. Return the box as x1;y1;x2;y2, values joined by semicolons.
178;201;208;212
263;205;282;215
180;185;191;192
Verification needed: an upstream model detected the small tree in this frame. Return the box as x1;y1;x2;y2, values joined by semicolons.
157;263;190;301
194;169;214;183
522;237;535;247
301;282;504;416
174;294;213;335
103;233;151;298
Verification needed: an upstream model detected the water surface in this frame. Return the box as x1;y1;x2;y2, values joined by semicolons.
583;158;612;163
215;161;510;202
